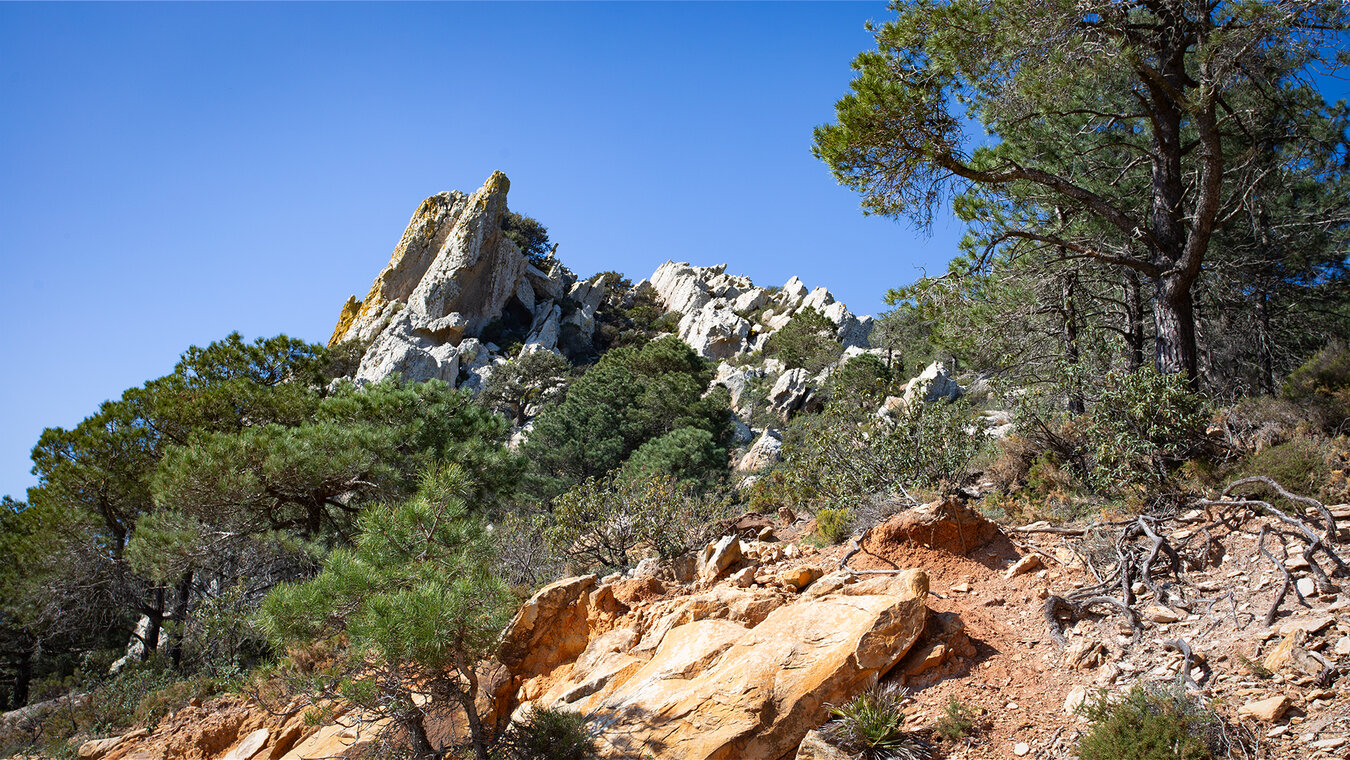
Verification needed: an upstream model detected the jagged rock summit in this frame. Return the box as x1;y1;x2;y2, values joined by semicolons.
328;173;876;387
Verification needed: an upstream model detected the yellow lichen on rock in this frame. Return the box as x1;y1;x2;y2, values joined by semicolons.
328;295;363;346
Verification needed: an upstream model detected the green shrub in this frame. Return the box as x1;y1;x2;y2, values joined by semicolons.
501;211;551;264
1077;685;1222;760
820;683;930;760
764;307;844;374
1282;340;1350;432
621;426;728;487
548;473;732;571
782;399;985;511
812;507;855;545
525;336;731;486
1082;366;1209;489
493;706;597;760
933;696;977;740
1238;436;1329;498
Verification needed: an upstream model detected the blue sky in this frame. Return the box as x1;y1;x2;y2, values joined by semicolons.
3;0;957;499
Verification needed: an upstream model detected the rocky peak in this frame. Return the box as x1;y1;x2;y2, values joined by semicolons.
326;177;877;400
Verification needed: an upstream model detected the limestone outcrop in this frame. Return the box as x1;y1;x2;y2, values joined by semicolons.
329;172;575;385
326;175;882;402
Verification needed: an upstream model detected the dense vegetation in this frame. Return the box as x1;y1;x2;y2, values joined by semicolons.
2;2;1347;759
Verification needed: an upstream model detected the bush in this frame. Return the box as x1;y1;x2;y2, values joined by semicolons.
933;696;976;741
812;507;855;545
1238;436;1330;497
620;426;728;487
1081;366;1209;489
493;706;597;760
1282;340;1350;433
764;307;844;374
820;683;930;760
525;336;731;486
548;473;732;572
259;465;516;759
501;211;552;264
1077;685;1223;760
781;399;985;511
827;355;897;414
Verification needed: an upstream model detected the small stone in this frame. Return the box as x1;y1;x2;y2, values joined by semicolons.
1064;685;1090;715
1237;695;1292;722
1333;636;1350;656
728;567;756;588
1278;615;1334;636
222;729;270;760
1014;742;1031;756
777;565;824;591
1311;737;1347;750
1296;577;1316;597
1143;604;1181;624
950;581;972;594
1004;554;1043;579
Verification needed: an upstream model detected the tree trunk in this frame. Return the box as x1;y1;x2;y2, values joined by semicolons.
1256;290;1276;395
169;570;193;670
10;638;34;709
1153;275;1199;384
1123;270;1145;372
404;712;437;760
1062;275;1084;414
456;657;490;760
142;587;166;660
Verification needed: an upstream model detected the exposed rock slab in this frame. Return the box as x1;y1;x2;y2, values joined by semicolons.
539;570;929;760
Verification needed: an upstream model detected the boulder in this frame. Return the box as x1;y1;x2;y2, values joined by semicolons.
1237;695;1291;722
732;288;769;313
902;362;964;405
539;570;929;760
498;575;600;678
523;303;562;353
650;261;717;314
768;369;811;419
354;309;462;385
862;498;1002;556
800;286;835;313
794;730;853;760
697;536;744;585
736;430;782;473
776;276;809;309
222;728;269;760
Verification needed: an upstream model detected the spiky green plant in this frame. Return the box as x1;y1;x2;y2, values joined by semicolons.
820;683;932;760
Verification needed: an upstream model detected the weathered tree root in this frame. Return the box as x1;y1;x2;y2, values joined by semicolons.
1044;594;1141;647
1030;476;1344;649
1162;638;1202;691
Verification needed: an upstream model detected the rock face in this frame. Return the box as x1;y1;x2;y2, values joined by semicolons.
328;178;880;406
329;172;575;385
517;569;930;760
902;362;964;405
735;430;783;472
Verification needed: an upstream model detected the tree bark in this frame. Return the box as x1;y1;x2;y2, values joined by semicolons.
141;587;166;660
1153;275;1199;382
1123;270;1145;372
169;570;193;670
1061;274;1085;414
